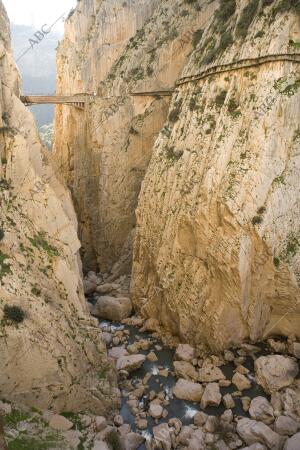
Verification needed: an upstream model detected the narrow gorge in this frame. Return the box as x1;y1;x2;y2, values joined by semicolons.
1;0;300;449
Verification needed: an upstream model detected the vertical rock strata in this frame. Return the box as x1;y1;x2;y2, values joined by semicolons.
55;0;300;350
132;0;300;349
0;1;117;413
54;0;207;272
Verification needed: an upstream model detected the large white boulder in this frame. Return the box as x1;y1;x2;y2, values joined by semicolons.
174;361;199;381
116;354;145;371
93;296;132;321
153;423;172;450
237;418;285;450
49;414;73;431
173;378;203;402
275;416;299;436
283;432;300;450
249;397;274;424
200;383;221;409
198;364;225;382
255;356;299;394
175;344;195;362
232;372;251;391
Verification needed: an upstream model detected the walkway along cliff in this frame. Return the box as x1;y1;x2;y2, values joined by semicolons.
54;0;300;351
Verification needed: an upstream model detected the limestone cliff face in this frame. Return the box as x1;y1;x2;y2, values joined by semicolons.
0;1;117;413
132;0;300;350
54;0;206;273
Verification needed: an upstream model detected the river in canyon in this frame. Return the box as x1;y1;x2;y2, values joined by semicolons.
97;318;271;450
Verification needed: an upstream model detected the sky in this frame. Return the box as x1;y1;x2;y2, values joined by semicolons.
3;0;76;31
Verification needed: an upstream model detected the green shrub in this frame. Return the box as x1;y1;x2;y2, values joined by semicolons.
0;178;9;190
262;0;274;6
216;0;236;23
236;0;259;39
0;250;11;280
192;29;203;47
129;126;139;135
31;286;41;297
189;97;197;111
168;99;183;123
106;429;122;450
255;30;265;38
257;206;266;214
228;98;241;117
3;305;25;323
272;0;300;16
215;90;228;107
273;256;280;268
219;30;233;50
0;228;4;241
29;232;59;257
286;235;299;256
252;215;263;225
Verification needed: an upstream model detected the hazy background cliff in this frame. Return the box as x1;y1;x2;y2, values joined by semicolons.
54;0;300;350
0;0;117;413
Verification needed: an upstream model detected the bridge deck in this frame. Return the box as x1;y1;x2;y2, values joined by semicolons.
20;91;174;108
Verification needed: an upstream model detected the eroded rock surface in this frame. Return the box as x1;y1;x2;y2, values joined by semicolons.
0;0;117;413
131;0;300;350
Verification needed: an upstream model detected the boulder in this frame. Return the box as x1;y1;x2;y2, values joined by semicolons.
95;416;107;431
275;416;299;436
153;423;172;450
92;441;110;450
200;383;222;409
232;372;251;391
289;342;300;359
198;364;225;382
268;339;287;354
95;283;119;294
108;346;128;360
113;415;124;427
49;414;73;431
116;354;145;371
174;361;198;381
187;429;205;450
122;432;145;450
175;344;195;362
64;431;82;449
102;332;112;345
168;418;182;435
223;393;235;409
147;351;158;362
284;433;300;450
149;403;163;419
255;355;299;394
83;279;97;295
173;378;203;402
142;318;159;332
178;426;194;445
249;397;274;424
237;418;285;450
194;411;207;426
93;296;132;321
135;418;148;429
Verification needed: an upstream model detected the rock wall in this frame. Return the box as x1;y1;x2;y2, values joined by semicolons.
132;0;300;350
55;0;300;351
0;0;117;413
54;0;206;273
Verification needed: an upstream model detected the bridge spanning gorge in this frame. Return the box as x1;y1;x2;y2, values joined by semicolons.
20;90;174;110
20;95;91;110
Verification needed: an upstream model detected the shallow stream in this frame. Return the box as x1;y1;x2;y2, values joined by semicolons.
99;320;270;450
